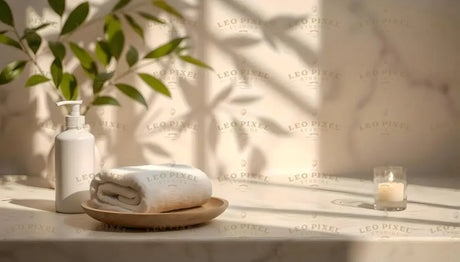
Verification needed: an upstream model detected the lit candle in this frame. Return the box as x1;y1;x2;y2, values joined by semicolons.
373;167;407;211
377;172;405;202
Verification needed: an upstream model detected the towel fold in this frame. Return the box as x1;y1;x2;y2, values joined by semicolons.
89;164;212;213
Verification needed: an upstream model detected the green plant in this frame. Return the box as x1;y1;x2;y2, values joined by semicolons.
0;0;211;114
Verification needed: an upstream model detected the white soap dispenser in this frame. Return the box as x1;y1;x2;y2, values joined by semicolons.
55;100;95;213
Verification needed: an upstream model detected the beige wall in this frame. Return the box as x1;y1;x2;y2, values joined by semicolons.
0;0;458;187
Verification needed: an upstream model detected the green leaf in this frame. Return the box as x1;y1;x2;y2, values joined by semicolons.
95;41;111;66
60;2;89;36
112;0;130;12
48;0;65;17
48;41;66;61
144;37;185;59
68;42;93;68
92;96;120;106
115;83;147;108
104;15;124;60
0;0;14;26
124;14;143;40
69;42;98;79
0;33;21;50
25;74;50;87
93;71;113;94
21;24;52;40
60;73;78;100
138;73;171;97
108;30;124;61
152;0;183;19
137;12;165;24
179;55;213;70
50;58;63;87
24;30;42;54
0;60;27;85
125;46;138;67
31;22;52;32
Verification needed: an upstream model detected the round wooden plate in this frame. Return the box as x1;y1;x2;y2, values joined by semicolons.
81;197;228;229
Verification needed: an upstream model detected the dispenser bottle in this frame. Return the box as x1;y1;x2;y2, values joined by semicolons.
55;100;94;213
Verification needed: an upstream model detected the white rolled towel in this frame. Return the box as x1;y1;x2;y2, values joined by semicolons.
89;164;212;213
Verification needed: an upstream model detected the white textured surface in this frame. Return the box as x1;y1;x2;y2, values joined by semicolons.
0;176;459;261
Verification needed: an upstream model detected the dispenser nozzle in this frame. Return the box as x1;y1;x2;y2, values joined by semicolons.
56;100;82;116
56;100;84;129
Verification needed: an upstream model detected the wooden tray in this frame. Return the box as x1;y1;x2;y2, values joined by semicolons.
81;197;228;229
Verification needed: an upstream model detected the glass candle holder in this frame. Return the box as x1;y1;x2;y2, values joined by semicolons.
373;166;407;211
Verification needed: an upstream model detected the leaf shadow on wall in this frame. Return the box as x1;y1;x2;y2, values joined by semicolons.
202;0;460;189
318;0;460;188
0;0;320;179
164;0;319;177
79;0;314;175
7;0;457;190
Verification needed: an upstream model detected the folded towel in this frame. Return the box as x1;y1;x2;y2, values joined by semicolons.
89;164;212;213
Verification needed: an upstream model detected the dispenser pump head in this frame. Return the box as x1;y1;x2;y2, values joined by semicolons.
56;100;85;129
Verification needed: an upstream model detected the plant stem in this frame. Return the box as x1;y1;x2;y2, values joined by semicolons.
73;1;155;115
13;29;40;73
12;28;65;101
116;59;160;82
10;0;164;115
83;59;159;115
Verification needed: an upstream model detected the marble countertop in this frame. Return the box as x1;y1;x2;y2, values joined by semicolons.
0;175;459;262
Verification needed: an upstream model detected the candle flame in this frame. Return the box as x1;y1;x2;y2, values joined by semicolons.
389;171;394;182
